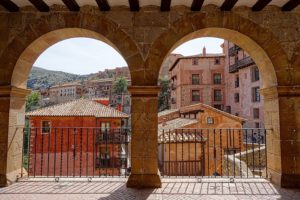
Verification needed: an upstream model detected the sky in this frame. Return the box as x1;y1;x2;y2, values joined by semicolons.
34;37;224;75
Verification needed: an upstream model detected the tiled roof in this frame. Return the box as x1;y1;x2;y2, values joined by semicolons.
158;118;198;143
50;82;81;89
180;103;246;122
169;53;225;71
158;109;179;117
158;118;203;143
26;99;129;118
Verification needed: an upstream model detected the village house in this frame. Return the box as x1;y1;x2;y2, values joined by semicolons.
169;47;226;110
223;41;264;128
168;40;264;128
49;82;83;104
26;99;129;177
157;103;246;177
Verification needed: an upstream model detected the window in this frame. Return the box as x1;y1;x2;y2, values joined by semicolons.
191;74;200;85
213;73;222;84
96;147;111;168
171;97;176;104
215;58;220;65
214;104;223;110
253;108;260;119
255;122;260;128
192;58;198;65
235;75;239;88
207;117;214;124
251;66;260;82
214;90;222;101
192;90;200;102
41;121;51;134
252;87;260;102
226;106;231;114
234;93;240;103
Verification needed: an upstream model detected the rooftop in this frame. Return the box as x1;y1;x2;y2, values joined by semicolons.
26;99;129;118
50;82;81;89
180;103;247;123
169;53;225;71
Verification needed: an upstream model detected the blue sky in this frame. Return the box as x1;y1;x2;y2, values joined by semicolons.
34;37;224;75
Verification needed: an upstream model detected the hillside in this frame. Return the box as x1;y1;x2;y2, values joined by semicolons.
27;67;93;90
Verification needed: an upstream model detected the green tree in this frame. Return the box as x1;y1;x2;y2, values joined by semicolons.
113;76;128;94
25;91;40;112
158;78;171;111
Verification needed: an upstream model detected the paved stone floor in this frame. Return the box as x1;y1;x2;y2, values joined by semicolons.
0;178;299;200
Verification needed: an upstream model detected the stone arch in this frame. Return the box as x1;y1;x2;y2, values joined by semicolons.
0;13;142;88
147;12;290;88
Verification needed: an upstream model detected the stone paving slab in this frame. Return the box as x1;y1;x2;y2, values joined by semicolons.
0;178;299;200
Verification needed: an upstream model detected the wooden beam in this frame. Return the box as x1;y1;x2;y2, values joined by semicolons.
282;0;300;11
0;0;19;12
62;0;80;11
191;0;205;11
161;0;171;11
128;0;139;11
29;0;50;12
96;0;110;11
220;0;238;11
252;0;272;11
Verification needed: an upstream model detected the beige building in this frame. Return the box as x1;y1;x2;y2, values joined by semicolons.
224;41;264;128
158;103;245;176
49;82;82;104
170;47;226;110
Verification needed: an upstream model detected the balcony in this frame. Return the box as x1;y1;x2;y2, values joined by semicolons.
2;127;298;199
171;83;176;90
229;45;241;56
229;57;255;73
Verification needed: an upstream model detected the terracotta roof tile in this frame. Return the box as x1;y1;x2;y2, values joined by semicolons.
26;99;129;118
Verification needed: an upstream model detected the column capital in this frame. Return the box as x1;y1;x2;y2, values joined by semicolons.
128;86;161;97
260;85;300;99
0;86;31;98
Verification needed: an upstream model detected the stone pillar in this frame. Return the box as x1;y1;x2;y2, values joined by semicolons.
0;86;30;187
126;86;162;188
261;86;300;188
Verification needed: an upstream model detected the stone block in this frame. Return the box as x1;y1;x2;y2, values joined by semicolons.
127;173;161;188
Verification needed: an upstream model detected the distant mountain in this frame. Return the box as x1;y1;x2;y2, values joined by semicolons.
27;67;94;90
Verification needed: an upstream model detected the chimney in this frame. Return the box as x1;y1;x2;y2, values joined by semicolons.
202;46;206;56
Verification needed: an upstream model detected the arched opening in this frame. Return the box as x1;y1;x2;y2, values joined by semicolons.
5;28;134;184
156;28;280;183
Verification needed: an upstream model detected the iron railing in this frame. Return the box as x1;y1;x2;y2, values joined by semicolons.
229;45;241;56
158;128;267;179
22;127;130;178
229;57;255;73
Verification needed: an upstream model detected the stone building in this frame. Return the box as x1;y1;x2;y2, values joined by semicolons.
169;47;226;110
0;0;299;188
224;41;264;128
96;67;131;79
26;99;129;177
49;82;82;104
84;78;114;99
158;103;245;176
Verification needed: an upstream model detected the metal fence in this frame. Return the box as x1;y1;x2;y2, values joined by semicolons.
22;127;130;178
22;127;267;180
158;128;267;179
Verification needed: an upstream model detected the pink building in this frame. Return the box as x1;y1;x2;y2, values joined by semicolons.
169;47;226;110
224;41;264;128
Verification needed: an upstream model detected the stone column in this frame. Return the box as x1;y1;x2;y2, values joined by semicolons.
126;86;162;188
0;86;30;187
261;86;300;188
